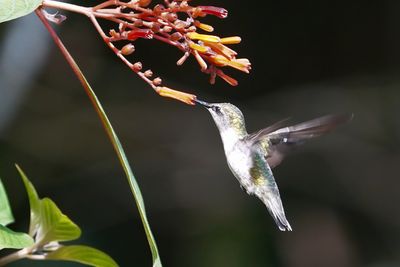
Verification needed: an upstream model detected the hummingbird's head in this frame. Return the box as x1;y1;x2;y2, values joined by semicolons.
195;99;247;137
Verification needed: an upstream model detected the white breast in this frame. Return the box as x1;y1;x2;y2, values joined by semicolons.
219;130;253;189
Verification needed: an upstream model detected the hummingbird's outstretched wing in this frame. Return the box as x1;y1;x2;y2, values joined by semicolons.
244;118;291;141
246;114;352;168
267;114;352;143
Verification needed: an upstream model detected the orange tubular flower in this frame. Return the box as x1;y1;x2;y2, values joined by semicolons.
205;42;237;59
189;42;209;54
226;58;252;73
186;32;221;43
156;86;197;105
220;36;242;45
216;69;238;86
208;55;251;73
194;21;214;32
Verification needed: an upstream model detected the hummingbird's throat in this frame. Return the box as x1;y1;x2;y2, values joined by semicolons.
219;128;243;151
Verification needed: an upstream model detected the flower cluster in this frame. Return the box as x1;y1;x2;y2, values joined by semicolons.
44;0;251;104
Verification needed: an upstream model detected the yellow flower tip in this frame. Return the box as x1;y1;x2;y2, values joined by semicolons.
227;58;251;73
189;42;208;54
186;32;221;43
156;86;196;105
220;36;242;45
206;42;237;59
210;54;229;67
209;55;251;73
236;58;251;64
239;58;252;70
194;21;214;32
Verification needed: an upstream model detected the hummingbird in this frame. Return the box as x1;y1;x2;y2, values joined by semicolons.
195;99;352;231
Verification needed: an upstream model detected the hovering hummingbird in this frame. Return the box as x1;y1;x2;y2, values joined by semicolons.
195;99;352;231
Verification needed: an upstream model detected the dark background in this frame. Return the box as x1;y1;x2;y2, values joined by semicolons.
1;1;400;266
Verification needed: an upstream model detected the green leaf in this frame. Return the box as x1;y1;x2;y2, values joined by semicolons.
16;165;81;245
0;0;42;23
16;164;41;236
0;224;33;250
46;245;118;267
0;178;14;226
35;198;81;245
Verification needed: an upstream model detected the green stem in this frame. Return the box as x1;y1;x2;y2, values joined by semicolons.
35;9;161;266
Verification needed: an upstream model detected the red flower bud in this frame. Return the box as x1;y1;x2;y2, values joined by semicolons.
127;29;153;40
198;6;228;18
132;62;143;72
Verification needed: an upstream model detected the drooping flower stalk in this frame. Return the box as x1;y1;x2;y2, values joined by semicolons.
41;0;251;105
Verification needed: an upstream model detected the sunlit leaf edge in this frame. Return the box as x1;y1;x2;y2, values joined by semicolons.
16;164;41;236
0;0;42;23
35;198;81;245
0;178;14;226
0;224;34;250
46;245;118;267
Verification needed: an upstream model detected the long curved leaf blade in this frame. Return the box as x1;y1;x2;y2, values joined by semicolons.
36;13;162;265
0;178;14;226
46;245;118;267
83;69;162;266
0;0;42;23
0;224;33;250
16;164;41;236
36;198;81;244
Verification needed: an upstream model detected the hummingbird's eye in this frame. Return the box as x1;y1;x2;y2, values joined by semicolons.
212;106;221;113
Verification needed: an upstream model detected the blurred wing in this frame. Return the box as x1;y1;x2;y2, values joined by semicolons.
248;114;353;168
246;118;291;143
267;114;353;143
266;147;285;168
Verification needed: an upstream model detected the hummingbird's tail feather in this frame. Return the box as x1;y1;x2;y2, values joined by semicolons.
256;189;292;231
266;197;292;231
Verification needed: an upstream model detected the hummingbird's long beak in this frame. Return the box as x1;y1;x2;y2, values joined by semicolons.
194;99;212;108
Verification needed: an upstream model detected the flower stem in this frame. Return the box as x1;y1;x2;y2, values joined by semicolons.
42;0;91;16
35;8;162;266
0;249;29;266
